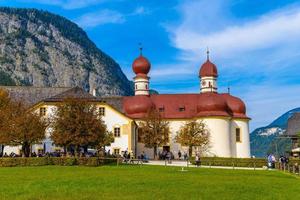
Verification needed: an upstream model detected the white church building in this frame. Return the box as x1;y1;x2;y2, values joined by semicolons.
0;51;251;158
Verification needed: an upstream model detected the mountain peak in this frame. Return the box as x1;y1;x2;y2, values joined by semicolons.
0;7;133;96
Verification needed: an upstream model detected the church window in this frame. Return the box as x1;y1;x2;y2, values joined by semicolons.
113;148;120;155
159;107;164;112
114;127;121;137
179;106;185;112
39;107;46;116
236;128;241;142
145;84;148;89
99;107;105;116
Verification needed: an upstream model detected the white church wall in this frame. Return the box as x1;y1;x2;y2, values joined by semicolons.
201;118;232;157
136;118;233;158
232;119;251;158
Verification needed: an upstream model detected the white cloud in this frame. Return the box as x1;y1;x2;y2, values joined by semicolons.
158;0;300;130
168;1;300;60
76;9;125;28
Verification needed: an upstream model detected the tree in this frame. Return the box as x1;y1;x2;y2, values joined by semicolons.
8;103;48;157
51;98;112;156
138;108;170;159
0;89;48;157
0;89;12;155
175;120;210;157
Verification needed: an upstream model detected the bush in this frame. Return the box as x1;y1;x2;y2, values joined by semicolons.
0;157;117;167
190;157;267;168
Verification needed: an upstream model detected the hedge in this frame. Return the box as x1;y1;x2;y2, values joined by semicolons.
0;157;118;167
190;157;268;168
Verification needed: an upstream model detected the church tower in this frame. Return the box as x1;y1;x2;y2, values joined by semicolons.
132;47;151;95
199;50;218;93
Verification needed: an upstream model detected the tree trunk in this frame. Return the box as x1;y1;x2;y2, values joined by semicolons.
154;146;157;160
63;145;67;157
1;145;4;157
76;145;80;157
189;146;193;158
83;146;88;154
22;142;31;157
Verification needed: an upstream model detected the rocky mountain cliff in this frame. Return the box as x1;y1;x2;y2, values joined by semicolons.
250;108;300;157
0;7;134;96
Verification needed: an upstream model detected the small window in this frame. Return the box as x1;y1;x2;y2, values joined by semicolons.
236;128;241;142
39;107;46;116
114;127;121;137
113;148;120;155
159;107;164;112
145;84;148;89
179;107;185;112
135;85;138;90
99;107;105;116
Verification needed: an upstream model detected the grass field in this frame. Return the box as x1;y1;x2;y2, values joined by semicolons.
0;165;299;200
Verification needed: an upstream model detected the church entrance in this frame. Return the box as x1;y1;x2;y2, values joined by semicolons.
163;146;170;152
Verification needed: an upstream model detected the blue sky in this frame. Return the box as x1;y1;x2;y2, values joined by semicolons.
1;0;300;130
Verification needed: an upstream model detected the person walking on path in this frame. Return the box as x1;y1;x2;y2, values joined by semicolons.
195;154;201;167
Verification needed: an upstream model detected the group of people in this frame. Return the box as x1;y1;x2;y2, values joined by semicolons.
267;154;291;169
158;150;189;161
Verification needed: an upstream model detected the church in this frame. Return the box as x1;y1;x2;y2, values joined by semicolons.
0;51;251;158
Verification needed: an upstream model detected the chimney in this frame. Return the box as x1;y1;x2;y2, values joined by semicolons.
90;88;97;96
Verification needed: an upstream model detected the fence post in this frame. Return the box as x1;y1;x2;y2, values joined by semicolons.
209;161;211;168
293;165;295;174
187;159;189;168
117;158;119;166
165;159;167;166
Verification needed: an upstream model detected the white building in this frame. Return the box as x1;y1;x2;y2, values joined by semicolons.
0;51;251;158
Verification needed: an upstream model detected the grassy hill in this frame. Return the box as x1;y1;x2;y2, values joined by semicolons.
0;165;299;200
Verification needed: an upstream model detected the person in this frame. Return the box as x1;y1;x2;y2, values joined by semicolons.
195;154;201;167
3;152;8;157
166;151;172;164
271;154;276;168
183;152;188;161
140;151;145;160
129;151;134;164
123;151;128;163
178;150;182;160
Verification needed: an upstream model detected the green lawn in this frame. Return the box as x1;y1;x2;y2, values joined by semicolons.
0;165;299;200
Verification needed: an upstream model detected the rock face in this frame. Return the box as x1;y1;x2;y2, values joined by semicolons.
0;7;134;96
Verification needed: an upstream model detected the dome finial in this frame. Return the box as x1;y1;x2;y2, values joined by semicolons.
206;47;210;60
139;42;143;56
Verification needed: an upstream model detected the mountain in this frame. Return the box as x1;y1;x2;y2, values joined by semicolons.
0;7;134;96
250;108;300;157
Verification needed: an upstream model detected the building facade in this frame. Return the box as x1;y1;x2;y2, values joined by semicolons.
0;52;251;158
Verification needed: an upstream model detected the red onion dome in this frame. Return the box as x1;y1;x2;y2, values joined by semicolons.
221;94;249;119
197;93;230;117
123;95;154;116
199;59;218;77
132;55;151;75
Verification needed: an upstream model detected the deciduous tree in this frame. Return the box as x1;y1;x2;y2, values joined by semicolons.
175;120;210;157
0;89;48;157
51;98;112;156
138;108;170;159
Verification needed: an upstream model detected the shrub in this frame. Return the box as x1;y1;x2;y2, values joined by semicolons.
190;157;267;168
0;157;117;167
